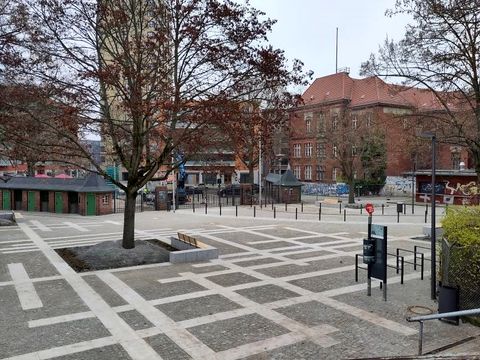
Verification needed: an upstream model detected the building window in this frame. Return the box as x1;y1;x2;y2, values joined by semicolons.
304;113;313;133
318;113;326;133
316;165;324;181
352;115;357;129
332;114;338;130
333;145;338;158
317;143;326;158
366;113;372;127
332;167;338;181
452;152;461;170
293;144;301;158
305;165;312;180
102;195;109;205
305;143;313;157
294;166;301;179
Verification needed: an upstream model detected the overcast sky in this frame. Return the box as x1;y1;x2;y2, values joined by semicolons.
247;0;412;83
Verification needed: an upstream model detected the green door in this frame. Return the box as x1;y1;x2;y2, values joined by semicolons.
2;191;11;210
55;192;63;213
28;191;36;211
86;193;96;215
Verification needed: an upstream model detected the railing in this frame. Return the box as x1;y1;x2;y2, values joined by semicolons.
406;308;480;355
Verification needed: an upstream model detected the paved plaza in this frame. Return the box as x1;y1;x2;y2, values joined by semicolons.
1;206;479;359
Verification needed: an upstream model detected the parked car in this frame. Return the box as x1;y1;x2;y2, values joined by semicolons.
217;184;259;197
185;186;203;195
218;184;241;197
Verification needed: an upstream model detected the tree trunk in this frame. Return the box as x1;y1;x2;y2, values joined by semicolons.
248;165;254;185
27;162;35;177
348;178;355;204
122;191;137;249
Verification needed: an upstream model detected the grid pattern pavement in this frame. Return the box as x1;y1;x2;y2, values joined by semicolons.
1;212;479;360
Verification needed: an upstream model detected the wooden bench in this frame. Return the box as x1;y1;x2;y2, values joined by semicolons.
177;232;198;247
169;232;218;263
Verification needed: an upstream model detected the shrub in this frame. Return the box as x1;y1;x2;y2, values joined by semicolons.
442;206;480;245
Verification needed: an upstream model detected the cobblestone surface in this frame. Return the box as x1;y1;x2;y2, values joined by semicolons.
1;209;479;360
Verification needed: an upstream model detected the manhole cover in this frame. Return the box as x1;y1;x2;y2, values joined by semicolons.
407;305;434;315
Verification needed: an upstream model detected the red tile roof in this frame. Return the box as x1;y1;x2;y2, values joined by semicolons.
301;72;453;111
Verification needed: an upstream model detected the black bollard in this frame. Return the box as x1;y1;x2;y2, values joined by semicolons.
343;209;346;221
274;207;276;219
295;208;298;220
236;205;238;217
254;206;256;218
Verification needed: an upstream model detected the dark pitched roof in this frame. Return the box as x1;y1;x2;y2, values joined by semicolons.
266;170;303;187
0;173;113;193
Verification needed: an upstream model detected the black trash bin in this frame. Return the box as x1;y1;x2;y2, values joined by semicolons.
438;285;459;325
396;202;404;213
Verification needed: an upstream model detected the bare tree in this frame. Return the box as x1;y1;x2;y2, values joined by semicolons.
361;0;480;181
3;0;307;248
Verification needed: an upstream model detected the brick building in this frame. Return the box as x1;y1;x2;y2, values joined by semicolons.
289;72;471;186
0;174;113;216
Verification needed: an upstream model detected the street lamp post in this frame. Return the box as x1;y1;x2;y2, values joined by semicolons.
420;132;437;300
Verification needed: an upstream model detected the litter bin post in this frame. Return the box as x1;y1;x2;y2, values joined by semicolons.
396;202;404;213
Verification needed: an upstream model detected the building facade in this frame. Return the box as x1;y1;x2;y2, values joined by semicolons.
289;72;471;186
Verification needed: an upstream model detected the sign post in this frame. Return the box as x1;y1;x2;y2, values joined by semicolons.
362;203;388;301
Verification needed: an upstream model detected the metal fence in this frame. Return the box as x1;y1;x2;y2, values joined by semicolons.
441;239;480;311
113;193;155;214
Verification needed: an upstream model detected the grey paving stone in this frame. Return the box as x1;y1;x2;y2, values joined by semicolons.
333;245;362;252
274;300;413;358
53;344;131;360
241;340;326;360
270;247;312;255
294;236;340;245
306;256;355;269
248;241;298;250
117;309;154;330
284;250;330;260
207;232;270;244
156;294;243;321
288;271;356;293
83;275;128;307
191;264;228;274
255;263;314;278
206;272;261;287
128;279;207;300
0;251;60;281
26;279;90;321
233;257;283;267
0;318;111;358
0;228;28;241
235;284;300;304
193;235;248;255
187;313;290;352
114;268;208;300
254;228;306;238
145;334;192;360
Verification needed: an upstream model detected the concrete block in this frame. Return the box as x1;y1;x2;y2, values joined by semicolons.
422;226;444;238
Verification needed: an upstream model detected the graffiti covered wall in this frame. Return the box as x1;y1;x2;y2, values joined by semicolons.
380;176;415;197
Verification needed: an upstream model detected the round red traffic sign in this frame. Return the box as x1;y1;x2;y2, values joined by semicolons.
365;203;374;215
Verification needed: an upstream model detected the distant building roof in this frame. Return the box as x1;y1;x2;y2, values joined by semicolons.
0;173;113;192
301;72;460;111
266;170;303;187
